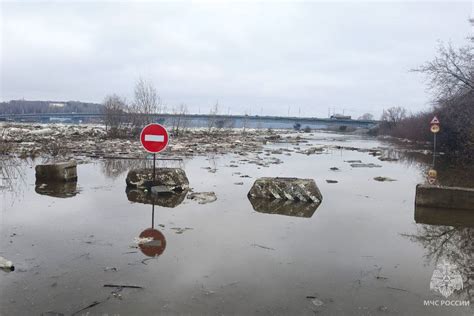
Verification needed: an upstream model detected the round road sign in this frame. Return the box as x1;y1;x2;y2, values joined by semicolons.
138;228;167;257
430;124;440;134
428;169;437;178
140;123;169;153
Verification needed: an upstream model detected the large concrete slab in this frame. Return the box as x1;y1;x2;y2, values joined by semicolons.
35;160;77;182
415;184;474;210
248;177;322;203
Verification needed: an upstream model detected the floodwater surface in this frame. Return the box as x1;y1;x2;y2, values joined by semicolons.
1;132;473;315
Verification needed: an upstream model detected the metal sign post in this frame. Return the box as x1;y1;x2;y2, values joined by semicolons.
430;117;440;167
428;116;440;185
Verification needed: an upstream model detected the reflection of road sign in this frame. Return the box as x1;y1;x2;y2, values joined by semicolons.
430;116;440;125
428;169;437;178
428;177;437;185
138;228;167;257
140;123;169;153
431;124;440;134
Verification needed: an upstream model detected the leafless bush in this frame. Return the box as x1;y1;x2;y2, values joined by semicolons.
207;101;219;132
103;94;127;135
0;125;12;155
44;141;68;157
171;103;188;136
130;78;161;128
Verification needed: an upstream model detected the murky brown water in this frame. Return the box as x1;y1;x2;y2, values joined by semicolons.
1;132;473;315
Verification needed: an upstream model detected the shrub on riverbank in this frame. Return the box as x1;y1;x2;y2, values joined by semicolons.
377;41;473;162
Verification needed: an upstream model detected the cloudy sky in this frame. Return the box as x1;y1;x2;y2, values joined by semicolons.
0;1;472;117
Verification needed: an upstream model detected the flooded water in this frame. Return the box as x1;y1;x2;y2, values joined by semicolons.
1;132;473;315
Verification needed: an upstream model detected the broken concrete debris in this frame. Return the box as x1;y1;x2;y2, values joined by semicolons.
187;192;217;204
0;256;14;271
125;168;189;191
35;160;78;182
247;177;322;203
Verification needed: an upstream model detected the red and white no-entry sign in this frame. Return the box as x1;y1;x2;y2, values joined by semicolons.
140;123;169;153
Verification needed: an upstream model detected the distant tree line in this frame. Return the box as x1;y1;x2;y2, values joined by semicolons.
0;100;103;115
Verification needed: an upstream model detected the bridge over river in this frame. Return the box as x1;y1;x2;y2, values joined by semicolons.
0;112;378;130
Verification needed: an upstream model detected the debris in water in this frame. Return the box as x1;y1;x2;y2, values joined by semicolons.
329;167;339;171
104;267;118;272
326;180;338;184
0;256;15;271
251;243;275;250
187;192;217;204
311;298;324;306
350;163;382;168
373;176;397;182
103;284;144;289
171;227;193;234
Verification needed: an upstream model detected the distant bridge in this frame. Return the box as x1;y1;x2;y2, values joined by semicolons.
0;112;379;129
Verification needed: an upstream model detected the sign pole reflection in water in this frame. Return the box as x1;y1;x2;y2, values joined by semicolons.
138;203;166;257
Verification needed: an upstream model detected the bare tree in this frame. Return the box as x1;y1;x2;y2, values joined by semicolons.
358;113;374;120
132;78;161;127
171;103;188;136
207;101;219;132
380;106;407;128
412;42;473;100
103;94;127;133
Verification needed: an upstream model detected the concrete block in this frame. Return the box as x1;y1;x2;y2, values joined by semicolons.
35;160;77;182
415;184;474;210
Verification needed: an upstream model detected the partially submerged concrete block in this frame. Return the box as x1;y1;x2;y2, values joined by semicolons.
248;177;322;203
248;197;320;218
126;168;189;191
415;184;474;210
35;160;77;182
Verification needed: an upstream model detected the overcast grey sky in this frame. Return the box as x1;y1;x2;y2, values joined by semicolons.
0;1;472;117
